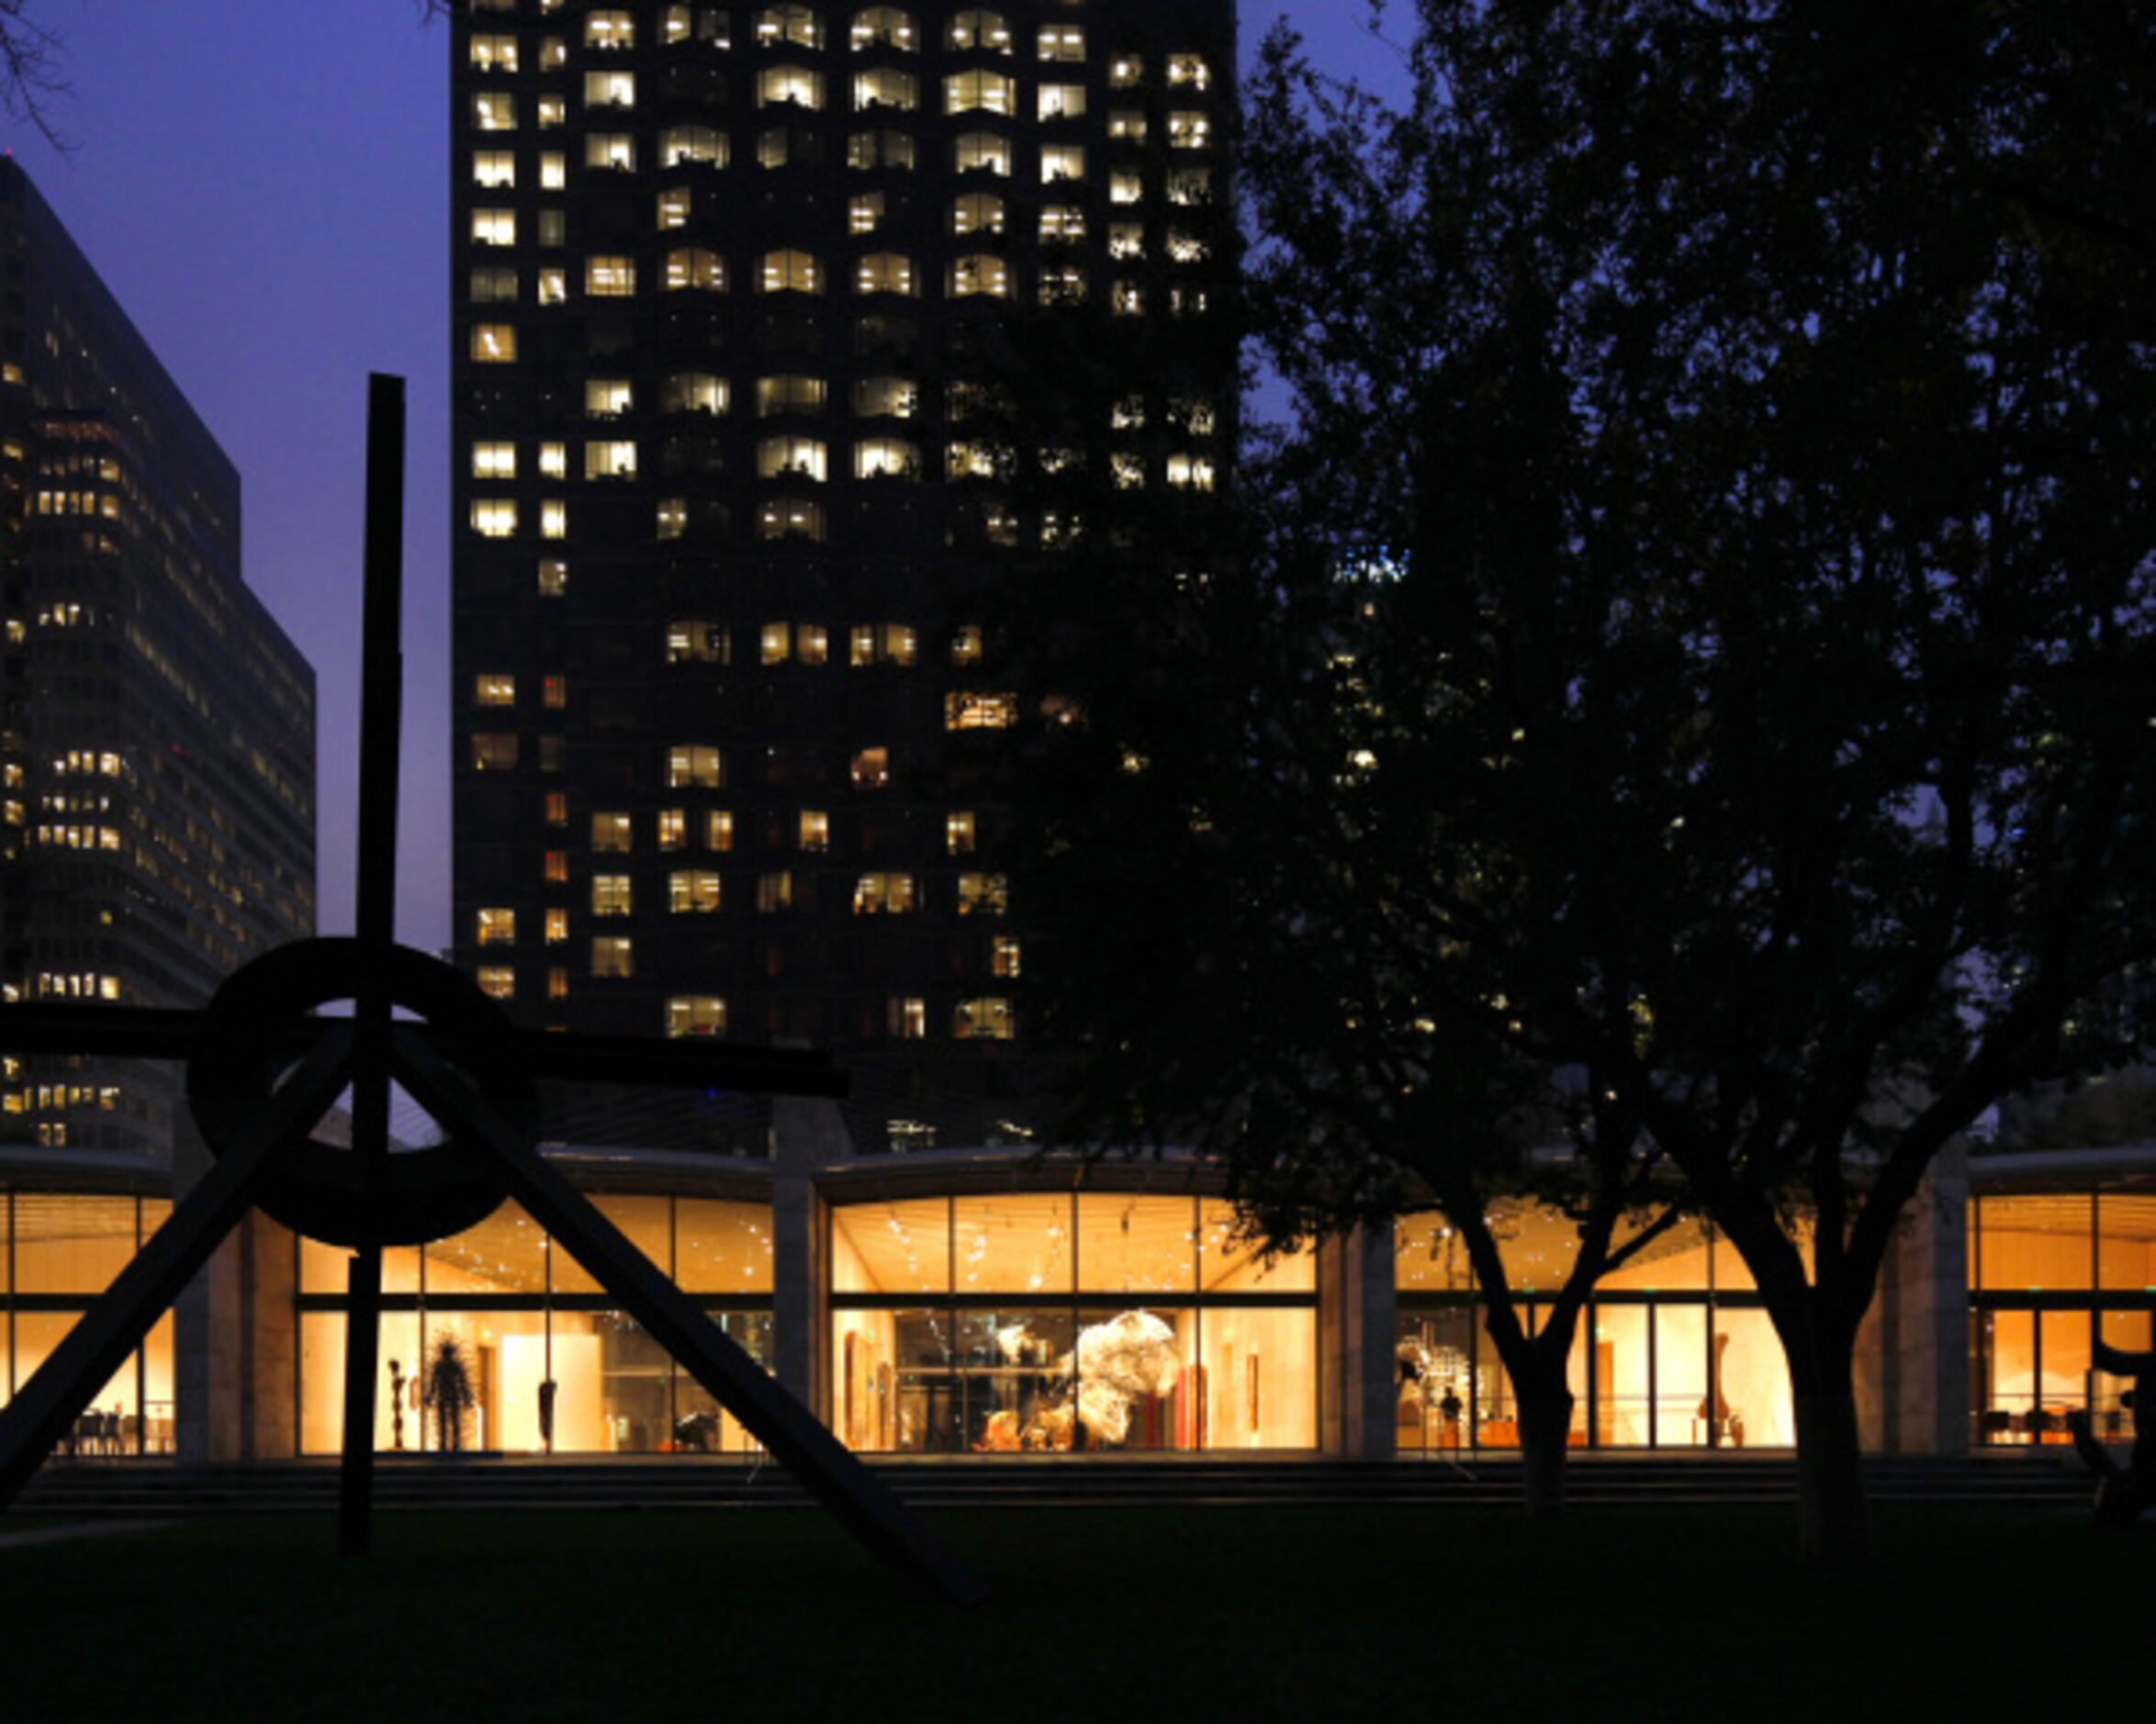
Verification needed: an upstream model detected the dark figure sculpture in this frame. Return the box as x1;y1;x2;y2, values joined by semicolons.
2066;1339;2156;1528
427;1335;477;1454
537;1376;556;1453
387;1359;406;1451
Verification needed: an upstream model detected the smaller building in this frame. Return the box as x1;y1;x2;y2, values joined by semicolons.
0;159;316;1461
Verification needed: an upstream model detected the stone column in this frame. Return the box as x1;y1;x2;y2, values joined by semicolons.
1318;1222;1398;1460
770;1095;847;1422
1887;1142;1971;1455
170;1112;245;1463
243;1213;298;1459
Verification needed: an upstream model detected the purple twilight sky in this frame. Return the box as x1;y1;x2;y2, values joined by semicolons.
5;0;1408;957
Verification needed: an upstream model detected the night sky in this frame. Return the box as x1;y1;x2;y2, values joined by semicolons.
5;1;1404;955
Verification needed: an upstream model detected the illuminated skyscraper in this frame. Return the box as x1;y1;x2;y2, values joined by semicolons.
0;160;318;1161
449;0;1232;1152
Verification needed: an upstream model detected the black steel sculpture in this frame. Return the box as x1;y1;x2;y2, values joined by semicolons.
2068;1340;2156;1528
0;375;985;1603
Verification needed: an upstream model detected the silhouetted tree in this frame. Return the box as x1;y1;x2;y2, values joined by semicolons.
977;79;1686;1521
1005;0;2156;1564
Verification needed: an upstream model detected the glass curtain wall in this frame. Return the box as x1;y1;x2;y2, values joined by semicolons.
0;1190;175;1454
298;1195;773;1456
1397;1205;1797;1452
828;1193;1319;1453
1970;1190;2156;1446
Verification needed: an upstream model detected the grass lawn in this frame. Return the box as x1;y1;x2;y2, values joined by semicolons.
0;1502;2142;1720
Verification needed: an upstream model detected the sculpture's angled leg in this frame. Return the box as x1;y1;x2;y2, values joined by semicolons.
0;1027;354;1509
2066;1409;2121;1481
391;1029;989;1606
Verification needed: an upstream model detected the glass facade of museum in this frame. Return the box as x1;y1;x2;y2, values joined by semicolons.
1396;1207;1798;1451
296;1195;774;1455
1969;1190;2156;1446
829;1193;1318;1453
0;1191;176;1454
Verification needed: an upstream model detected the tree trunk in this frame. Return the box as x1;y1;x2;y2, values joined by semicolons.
1792;1382;1871;1566
1513;1369;1576;1519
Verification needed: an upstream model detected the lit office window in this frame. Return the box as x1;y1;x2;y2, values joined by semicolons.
1039;84;1084;120
585;441;638;480
855;69;917;110
658;186;692;229
473;151;516;188
592;812;634;852
944;70;1014;115
667;995;728;1037
660;124;728;167
951;192;1005;236
586;9;635;49
758;436;829;481
471;35;520;72
472;208;517;246
852;7;916;51
957;872;1008;915
954;998;1014;1040
471;442;517;479
475;673;517;707
1038;24;1084;62
855;438;919;479
477;967;516;1001
472;92;517;130
852;375;915;418
591;875;633;916
848;129;916;170
948;9;1010;52
586;255;636;296
470;266;519;303
587;132;637;171
471;733;519;771
952;132;1011;175
1169;111;1211;150
758;65;825;108
1167;52;1212;90
477;908;517;946
855;252;915;296
665;247;727;291
850;191;886;233
759;249;825;293
585;70;637;108
853;872;917;914
947;812;976;854
471;324;518;364
668;871;723;913
945;692;1016;731
666;620;728;664
757;5;825;50
662;372;729;415
947;254;1009;298
668;744;725;789
591;936;634;978
800;810;830;851
470;499;518;538
1040;145;1085;185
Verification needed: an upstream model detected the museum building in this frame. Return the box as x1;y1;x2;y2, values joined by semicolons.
6;1113;2150;1464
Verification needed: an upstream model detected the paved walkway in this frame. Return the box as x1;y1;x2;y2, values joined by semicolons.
0;1517;177;1551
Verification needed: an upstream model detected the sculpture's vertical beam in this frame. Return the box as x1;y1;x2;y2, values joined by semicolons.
339;374;408;1556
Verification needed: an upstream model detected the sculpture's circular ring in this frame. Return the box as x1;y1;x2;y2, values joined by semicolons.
186;939;535;1248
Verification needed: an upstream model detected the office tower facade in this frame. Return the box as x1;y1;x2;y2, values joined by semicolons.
449;0;1233;1153
0;160;318;1161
